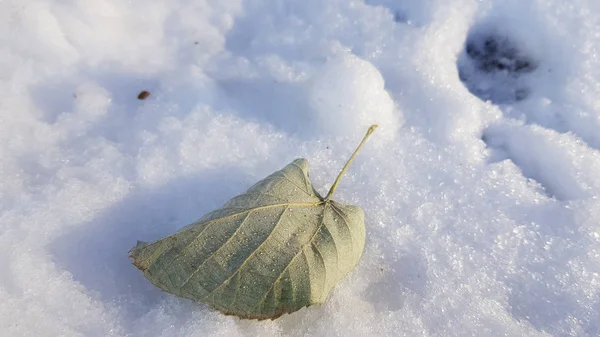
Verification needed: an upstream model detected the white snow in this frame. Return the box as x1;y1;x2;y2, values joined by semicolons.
2;0;600;336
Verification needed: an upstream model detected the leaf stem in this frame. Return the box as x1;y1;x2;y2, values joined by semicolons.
325;125;378;201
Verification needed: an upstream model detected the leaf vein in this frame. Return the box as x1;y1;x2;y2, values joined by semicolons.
291;161;313;195
279;170;312;196
237;191;288;202
201;204;291;300
320;224;339;276
178;210;253;290
331;204;355;262
311;242;327;302
160;202;320;266
252;203;330;311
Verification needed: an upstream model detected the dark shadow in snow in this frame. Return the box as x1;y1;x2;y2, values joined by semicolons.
458;26;539;105
461;15;600;153
459;15;600;152
48;167;253;333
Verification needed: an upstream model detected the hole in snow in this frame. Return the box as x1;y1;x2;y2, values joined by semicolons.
458;27;539;104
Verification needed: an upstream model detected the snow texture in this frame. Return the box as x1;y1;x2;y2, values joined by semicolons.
2;0;600;336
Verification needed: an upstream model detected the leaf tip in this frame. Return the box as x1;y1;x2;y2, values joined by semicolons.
292;158;309;169
129;241;153;271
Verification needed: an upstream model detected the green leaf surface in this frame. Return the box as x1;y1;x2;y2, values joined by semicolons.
130;126;377;320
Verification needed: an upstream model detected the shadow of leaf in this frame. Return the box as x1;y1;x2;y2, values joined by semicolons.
363;252;428;313
48;167;254;331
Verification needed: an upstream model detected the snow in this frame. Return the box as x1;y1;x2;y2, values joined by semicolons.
2;0;600;336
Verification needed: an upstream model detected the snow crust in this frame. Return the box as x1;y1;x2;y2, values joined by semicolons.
2;0;600;336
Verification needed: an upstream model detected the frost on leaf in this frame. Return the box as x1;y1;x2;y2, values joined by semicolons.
129;126;377;320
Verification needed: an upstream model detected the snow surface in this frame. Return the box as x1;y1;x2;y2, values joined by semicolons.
2;0;600;336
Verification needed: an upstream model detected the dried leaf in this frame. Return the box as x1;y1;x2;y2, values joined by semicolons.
130;125;377;320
